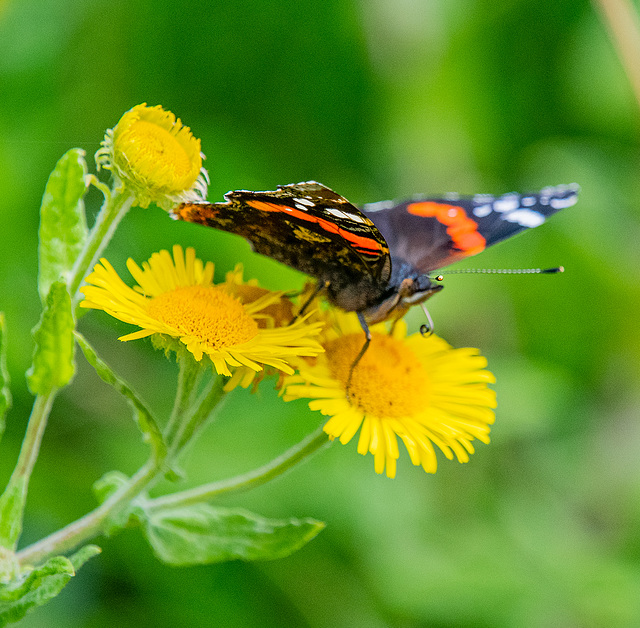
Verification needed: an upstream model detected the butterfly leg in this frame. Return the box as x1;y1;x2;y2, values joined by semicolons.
345;312;372;397
289;280;329;325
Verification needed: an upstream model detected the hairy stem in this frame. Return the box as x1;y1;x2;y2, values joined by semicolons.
0;393;56;548
163;355;202;447
167;375;227;458
69;185;135;303
17;460;158;566
148;425;330;510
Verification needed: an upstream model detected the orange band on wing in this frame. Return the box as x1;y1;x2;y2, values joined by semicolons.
247;199;385;255
407;201;486;255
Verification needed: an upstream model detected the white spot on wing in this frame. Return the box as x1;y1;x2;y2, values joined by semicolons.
294;203;309;211
494;194;520;212
294;197;315;207
550;194;578;209
473;204;492;217
504;209;545;228
325;207;349;219
521;196;537;206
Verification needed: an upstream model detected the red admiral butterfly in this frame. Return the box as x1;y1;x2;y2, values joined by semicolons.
175;181;577;329
176;181;578;382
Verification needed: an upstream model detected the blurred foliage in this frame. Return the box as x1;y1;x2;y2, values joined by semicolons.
2;0;640;626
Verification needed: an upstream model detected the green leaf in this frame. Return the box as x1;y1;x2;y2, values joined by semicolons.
38;149;88;303
0;545;99;627
67;544;101;571
0;313;11;445
0;477;27;550
26;282;75;396
75;333;166;463
139;503;325;566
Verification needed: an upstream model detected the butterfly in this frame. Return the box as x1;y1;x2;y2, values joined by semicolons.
174;181;578;354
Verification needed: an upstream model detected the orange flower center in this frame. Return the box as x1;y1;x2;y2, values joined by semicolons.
325;332;429;417
147;285;258;348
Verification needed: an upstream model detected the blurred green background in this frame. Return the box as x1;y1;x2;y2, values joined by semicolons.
2;0;640;626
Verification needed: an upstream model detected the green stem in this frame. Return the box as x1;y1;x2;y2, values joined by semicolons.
17;459;158;566
167;375;228;457
14;369;230;563
68;185;135;303
148;425;330;510
0;393;56;548
5;185;135;556
163;354;202;447
12;393;56;483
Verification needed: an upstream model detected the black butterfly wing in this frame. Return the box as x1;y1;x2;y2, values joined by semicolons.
362;184;579;273
175;181;391;290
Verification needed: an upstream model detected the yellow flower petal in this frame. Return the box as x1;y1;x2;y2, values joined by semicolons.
80;245;324;378
283;311;496;478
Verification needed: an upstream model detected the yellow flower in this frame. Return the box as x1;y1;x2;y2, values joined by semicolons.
95;104;208;209
283;312;496;478
80;246;324;379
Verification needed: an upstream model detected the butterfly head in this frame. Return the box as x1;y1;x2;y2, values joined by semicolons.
363;272;443;324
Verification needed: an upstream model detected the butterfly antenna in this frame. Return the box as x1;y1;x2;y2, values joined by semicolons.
437;266;564;275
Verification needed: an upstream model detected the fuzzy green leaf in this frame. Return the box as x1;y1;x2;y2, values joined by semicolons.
38;149;88;303
140;503;325;566
67;544;101;570
26;283;75;396
0;314;11;445
0;545;99;627
75;333;166;463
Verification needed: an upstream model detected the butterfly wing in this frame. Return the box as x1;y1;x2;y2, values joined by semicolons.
362;184;579;273
175;181;391;292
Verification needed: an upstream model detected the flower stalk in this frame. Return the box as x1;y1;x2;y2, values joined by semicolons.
68;184;135;304
16;418;331;566
149;425;330;510
166;372;228;458
16;459;158;566
0;392;56;549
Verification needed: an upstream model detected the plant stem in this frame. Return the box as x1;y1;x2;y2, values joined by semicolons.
167;375;227;457
12;393;56;483
8;185;136;559
69;186;135;304
163;354;202;447
17;459;158;566
148;425;330;510
0;393;56;548
15;377;233;564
